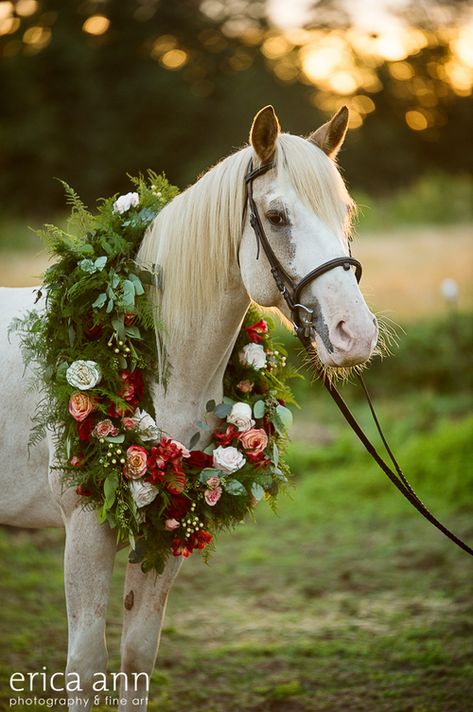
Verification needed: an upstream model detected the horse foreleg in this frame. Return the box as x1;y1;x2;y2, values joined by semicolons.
63;508;116;712
118;556;182;711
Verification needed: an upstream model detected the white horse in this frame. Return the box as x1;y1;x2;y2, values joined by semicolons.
0;105;377;711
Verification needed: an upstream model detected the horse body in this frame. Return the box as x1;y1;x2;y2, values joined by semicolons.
0;106;377;711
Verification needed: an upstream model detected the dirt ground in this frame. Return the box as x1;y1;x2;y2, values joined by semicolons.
0;225;471;319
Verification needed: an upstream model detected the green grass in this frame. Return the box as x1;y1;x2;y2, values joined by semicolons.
1;388;472;711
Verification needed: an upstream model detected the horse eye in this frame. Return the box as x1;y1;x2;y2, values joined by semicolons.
266;210;289;227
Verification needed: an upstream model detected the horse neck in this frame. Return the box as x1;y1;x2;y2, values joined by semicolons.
151;266;250;444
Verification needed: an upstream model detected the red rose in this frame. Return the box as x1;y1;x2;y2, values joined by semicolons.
124;312;136;326
245;319;268;344
84;315;103;340
187;450;213;469
165;494;191;520
75;484;92;497
246;450;270;467
213;425;238;446
69;454;84;468
77;415;95;442
119;369;144;407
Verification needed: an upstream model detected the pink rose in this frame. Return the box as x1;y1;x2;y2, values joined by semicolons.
165;518;180;531
122;417;137;430
205;486;222;506
239;428;268;454
124;445;148;479
207;476;221;490
69;454;84;468
93;419;118;438
68;392;96;422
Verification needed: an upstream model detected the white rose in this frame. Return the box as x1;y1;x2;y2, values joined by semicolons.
213;446;246;474
113;192;140;215
66;360;101;390
227;402;255;432
134;408;159;442
129;479;159;509
239;343;267;370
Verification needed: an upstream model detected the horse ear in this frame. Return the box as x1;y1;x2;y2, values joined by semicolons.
249;105;281;162
309;105;349;159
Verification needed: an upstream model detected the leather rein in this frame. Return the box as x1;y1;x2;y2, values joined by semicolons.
245;159;473;557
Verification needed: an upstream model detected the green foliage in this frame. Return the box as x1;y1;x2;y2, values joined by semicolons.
366;312;473;396
356;173;473;231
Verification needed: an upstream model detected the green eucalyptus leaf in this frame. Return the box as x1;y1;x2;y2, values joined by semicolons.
122;279;136;306
106;298;114;313
224;479;246;496
125;325;141;339
79;258;96;273
214;402;232;418
112;316;125;341
196;420;210;432
251;482;265;501
128;272;145;295
92;292;107;309
253;400;265;419
94;256;107;271
276;404;293;430
189;432;200;450
105;434;125;443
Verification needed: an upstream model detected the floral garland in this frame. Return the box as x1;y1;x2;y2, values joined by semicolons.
13;173;298;574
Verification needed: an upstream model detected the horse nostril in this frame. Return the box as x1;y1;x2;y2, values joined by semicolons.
333;320;354;351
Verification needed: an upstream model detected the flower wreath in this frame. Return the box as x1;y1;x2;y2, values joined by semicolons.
13;173;298;574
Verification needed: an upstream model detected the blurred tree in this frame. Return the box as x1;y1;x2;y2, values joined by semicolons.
0;0;471;215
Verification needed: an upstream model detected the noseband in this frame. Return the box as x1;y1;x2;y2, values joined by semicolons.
245;160;362;339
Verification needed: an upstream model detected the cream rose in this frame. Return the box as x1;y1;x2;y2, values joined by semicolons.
227;402;255;432
134;408;159;442
68;392;96;422
239;428;268;454
129;479;159;508
113;191;139;214
124;445;148;479
213;446;246;474
66;360;101;390
239;343;267;370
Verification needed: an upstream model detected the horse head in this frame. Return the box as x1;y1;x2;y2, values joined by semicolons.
239;105;378;368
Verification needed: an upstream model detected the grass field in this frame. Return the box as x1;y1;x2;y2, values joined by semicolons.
1;387;472;712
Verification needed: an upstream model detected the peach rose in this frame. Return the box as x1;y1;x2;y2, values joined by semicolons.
239;428;268;454
237;380;254;393
68;392;96;422
124;445;148;479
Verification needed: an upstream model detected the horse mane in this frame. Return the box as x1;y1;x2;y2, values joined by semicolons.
136;134;355;340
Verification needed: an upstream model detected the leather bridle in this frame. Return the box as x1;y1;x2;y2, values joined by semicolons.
245;158;473;558
245;160;362;339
